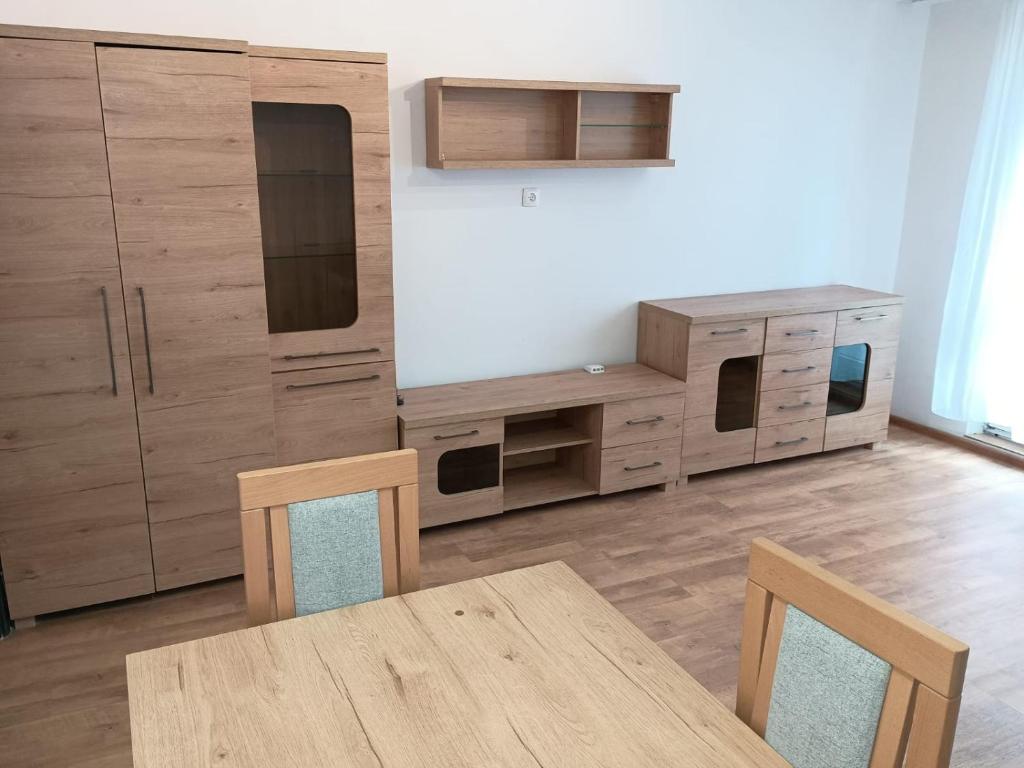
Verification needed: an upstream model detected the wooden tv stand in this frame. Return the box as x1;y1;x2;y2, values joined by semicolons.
398;364;686;527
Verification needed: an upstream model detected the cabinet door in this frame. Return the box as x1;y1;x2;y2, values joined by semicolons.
0;39;153;617
249;56;395;372
97;47;276;590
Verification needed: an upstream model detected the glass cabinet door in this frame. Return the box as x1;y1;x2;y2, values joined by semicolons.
252;102;357;334
828;344;869;415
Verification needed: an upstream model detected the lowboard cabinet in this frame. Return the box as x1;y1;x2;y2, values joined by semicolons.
0;24;397;620
398;364;686;528
637;285;903;482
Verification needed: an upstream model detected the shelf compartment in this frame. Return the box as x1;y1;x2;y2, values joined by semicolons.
503;463;597;511
503;417;592;456
426;77;679;169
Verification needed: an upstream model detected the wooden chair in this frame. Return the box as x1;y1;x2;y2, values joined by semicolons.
237;449;419;626
736;538;969;768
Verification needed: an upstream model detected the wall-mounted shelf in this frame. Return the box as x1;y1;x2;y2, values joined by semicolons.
425;77;680;170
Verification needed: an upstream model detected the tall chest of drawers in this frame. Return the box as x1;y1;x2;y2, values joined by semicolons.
637;285;903;482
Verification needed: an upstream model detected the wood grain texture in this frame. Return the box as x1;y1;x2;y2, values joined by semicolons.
272;361;398;465
764;311;838;353
0;38;154;618
757;383;830;428
760;347;833;391
0;425;1020;767
869;669;917;768
97;46;277;591
247;45;386;63
682;416;757;474
642;285;903;324
736;581;772;723
0;22;246;51
429;77;680;92
599;437;682;493
127;561;787;767
834;305;903;348
398;364;685;429
601;393;685;448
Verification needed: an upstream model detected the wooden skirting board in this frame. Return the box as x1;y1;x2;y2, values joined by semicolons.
889;416;1024;471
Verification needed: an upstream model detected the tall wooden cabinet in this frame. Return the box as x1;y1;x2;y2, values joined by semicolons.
0;26;397;619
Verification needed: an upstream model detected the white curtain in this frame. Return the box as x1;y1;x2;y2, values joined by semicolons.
933;0;1024;441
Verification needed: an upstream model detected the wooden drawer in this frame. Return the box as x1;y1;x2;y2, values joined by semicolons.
270;340;394;373
273;361;397;465
682;416;755;475
755;419;825;463
401;418;504;528
757;382;829;428
599;438;681;494
687;318;766;370
760;348;833;391
834;305;902;348
764;311;837;353
602;394;684;448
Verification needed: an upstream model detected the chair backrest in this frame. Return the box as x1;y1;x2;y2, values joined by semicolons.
237;449;419;626
736;538;969;768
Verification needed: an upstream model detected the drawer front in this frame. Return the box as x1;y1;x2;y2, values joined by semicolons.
764;311;837;353
602;394;684;448
600;438;681;494
687;319;766;370
681;416;755;475
755;419;825;463
757;382;829;428
834;305;902;348
760;348;833;391
270;340;395;373
273;362;397;465
401;418;504;528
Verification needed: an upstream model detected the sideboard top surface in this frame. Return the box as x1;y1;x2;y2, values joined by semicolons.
641;284;904;324
398;363;685;429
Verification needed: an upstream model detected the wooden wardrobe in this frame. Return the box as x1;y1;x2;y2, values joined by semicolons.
0;26;396;620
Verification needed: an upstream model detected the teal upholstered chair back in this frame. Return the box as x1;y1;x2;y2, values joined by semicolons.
237;449;420;625
736;539;969;768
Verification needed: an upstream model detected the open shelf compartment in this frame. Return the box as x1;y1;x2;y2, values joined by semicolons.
426;78;679;169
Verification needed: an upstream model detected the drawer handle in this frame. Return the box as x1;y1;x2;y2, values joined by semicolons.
785;329;819;337
286;374;380;390
710;328;748;336
781;366;816;373
624;461;663;471
853;314;889;322
433;429;479;441
777;401;813;410
626;415;665;425
775;437;809;447
283;347;380;361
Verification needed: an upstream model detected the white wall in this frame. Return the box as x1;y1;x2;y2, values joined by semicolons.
3;0;929;387
892;0;1004;433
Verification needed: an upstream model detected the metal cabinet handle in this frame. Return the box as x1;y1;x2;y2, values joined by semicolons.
781;366;816;373
775;437;809;447
710;328;748;336
283;348;380;361
853;314;888;322
624;461;663;471
778;402;813;410
286;374;380;390
433;429;479;441
100;287;118;396
626;415;665;425
137;287;154;394
785;329;819;337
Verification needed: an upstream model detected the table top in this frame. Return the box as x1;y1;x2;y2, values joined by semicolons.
642;284;903;324
127;561;787;767
398;363;686;429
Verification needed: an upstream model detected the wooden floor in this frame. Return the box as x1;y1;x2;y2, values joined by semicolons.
2;425;1022;767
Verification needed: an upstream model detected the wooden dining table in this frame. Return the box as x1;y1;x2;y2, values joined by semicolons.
127;561;789;766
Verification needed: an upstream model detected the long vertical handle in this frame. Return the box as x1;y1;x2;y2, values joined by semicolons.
100;287;118;396
137;286;154;394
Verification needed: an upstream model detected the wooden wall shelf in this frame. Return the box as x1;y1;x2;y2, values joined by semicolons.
425;78;680;169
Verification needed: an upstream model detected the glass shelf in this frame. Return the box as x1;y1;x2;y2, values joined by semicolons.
579;123;668;128
257;171;353;178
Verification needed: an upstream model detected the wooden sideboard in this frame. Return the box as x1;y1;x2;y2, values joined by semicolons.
398;365;686;527
0;24;396;620
637;285;903;481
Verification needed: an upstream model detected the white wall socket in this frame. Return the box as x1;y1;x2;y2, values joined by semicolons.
522;187;539;207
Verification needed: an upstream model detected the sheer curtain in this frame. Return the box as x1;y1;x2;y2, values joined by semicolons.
933;0;1024;441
